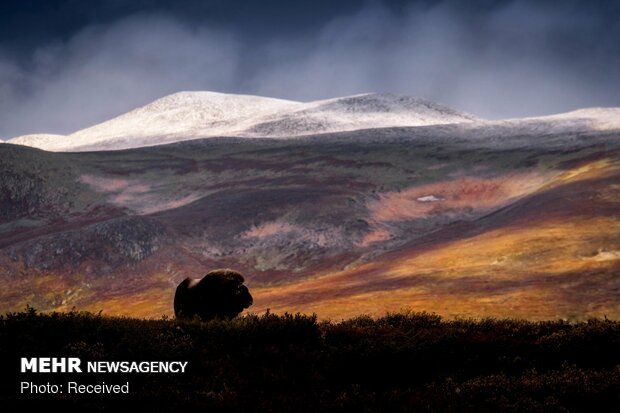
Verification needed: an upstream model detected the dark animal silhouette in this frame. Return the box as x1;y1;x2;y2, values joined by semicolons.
174;269;253;320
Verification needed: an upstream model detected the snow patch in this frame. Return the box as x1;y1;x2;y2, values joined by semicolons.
416;195;443;202
8;134;66;149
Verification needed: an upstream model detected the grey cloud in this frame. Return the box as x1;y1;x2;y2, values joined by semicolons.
1;1;619;140
251;1;620;118
0;14;239;139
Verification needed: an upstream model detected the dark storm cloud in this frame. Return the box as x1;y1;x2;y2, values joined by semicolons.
0;0;619;139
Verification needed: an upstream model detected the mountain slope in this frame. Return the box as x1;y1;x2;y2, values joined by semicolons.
7;91;620;153
254;156;620;320
6;91;481;151
1;114;619;319
244;93;479;137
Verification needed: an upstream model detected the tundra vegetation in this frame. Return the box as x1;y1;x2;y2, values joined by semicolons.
1;308;619;412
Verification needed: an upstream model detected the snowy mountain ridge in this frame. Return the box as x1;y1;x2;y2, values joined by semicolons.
6;91;620;152
7;91;479;151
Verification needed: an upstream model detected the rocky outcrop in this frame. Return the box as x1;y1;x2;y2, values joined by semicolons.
7;216;165;274
0;145;81;222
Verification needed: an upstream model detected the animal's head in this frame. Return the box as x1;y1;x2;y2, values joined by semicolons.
200;268;253;312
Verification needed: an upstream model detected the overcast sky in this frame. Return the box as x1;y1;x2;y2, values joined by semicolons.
1;0;619;139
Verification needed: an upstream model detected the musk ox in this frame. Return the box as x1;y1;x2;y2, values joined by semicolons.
174;269;253;320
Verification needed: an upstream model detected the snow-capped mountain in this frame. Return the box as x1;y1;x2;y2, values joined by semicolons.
243;93;480;137
6;91;620;152
7;91;480;151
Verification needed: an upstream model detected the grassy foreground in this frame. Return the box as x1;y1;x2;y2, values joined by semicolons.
1;309;620;412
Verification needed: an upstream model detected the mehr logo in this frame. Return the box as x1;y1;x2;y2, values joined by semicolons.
21;358;82;373
21;357;189;373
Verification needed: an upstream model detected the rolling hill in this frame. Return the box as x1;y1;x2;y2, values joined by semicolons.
1;91;619;320
6;91;479;151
